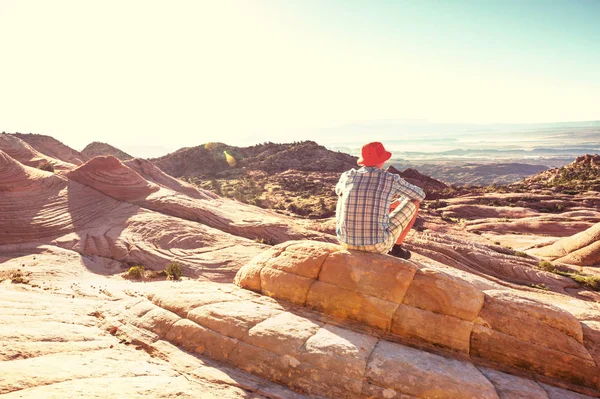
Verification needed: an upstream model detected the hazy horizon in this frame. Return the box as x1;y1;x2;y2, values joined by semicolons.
8;119;600;162
2;1;599;156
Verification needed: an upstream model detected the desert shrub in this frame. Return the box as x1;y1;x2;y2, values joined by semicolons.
514;251;529;258
254;237;276;245
571;275;600;291
538;260;555;272
210;179;222;195
38;160;55;173
127;265;145;279
165;262;182;280
530;283;549;291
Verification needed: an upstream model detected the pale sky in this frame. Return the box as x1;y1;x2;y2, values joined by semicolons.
1;0;599;157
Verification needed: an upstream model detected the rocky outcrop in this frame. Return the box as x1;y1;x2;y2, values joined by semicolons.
66;156;334;245
0;248;310;399
3;133;600;398
235;241;600;393
81;141;133;161
0;152;333;280
124;158;217;200
0;134;75;172
403;231;580;293
66;156;161;201
12;132;85;165
522;154;600;191
102;279;597;399
531;223;600;266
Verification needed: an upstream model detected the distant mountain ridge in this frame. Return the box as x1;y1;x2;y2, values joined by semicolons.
392;162;550;186
151;141;358;177
386;165;448;193
82;142;133;161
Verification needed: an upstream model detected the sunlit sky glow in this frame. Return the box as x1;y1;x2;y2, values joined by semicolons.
1;0;599;157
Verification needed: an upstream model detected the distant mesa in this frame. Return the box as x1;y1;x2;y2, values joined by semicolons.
81;141;133;161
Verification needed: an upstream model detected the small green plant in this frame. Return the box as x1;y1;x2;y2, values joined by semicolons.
127;265;145;279
538;260;555;273
570;274;600;291
165;262;183;280
38;160;55;173
494;241;501;245
514;251;529;258
254;237;276;246
530;283;549;291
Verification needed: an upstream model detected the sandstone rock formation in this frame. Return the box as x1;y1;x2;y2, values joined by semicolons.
0;247;311;398
234;240;600;395
531;223;600;266
3;135;600;398
65;155;334;246
0;134;75;172
0;151;330;281
124;157;218;200
100;276;598;399
12;132;86;165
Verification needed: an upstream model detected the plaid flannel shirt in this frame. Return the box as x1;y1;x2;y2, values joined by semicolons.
335;166;426;247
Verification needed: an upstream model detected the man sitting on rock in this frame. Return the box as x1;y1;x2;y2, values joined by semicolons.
335;142;425;259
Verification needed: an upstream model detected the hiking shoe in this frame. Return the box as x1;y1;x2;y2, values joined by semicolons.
388;244;411;259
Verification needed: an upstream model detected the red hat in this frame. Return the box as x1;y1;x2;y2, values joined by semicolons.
357;142;392;166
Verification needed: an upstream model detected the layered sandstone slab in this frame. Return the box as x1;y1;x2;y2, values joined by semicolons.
0;151;266;279
124;158;218;200
531;223;600;266
403;231;579;293
0;153;333;280
66;155;333;245
106;280;597;399
234;241;600;391
0;257;313;399
0;134;75;172
11;132;86;165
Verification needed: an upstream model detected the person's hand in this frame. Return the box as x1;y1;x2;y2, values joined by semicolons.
389;199;400;212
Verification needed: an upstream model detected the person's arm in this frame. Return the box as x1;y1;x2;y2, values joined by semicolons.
335;172;348;196
393;175;426;202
